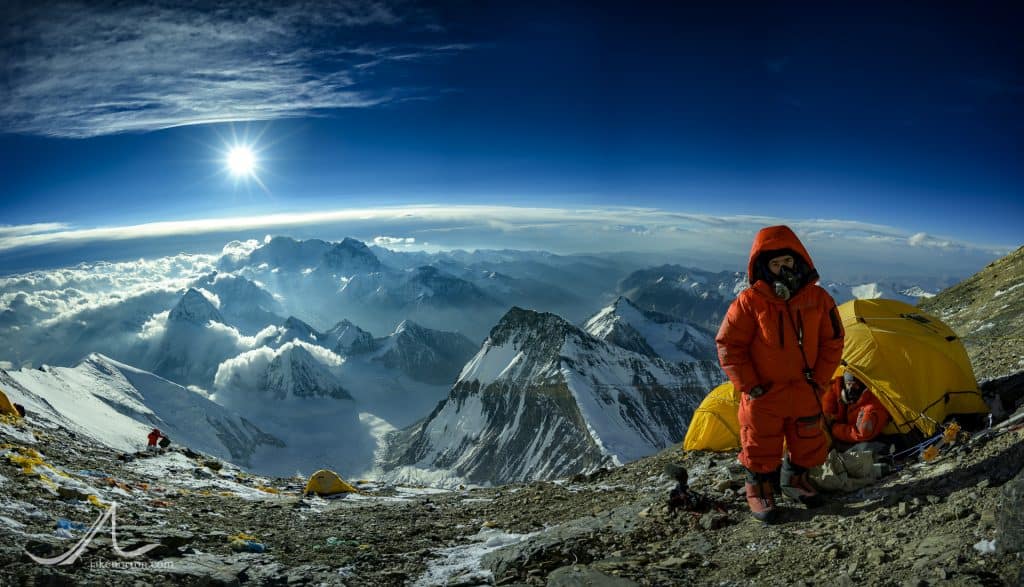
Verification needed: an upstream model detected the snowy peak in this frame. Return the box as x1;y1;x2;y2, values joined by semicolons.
169;288;226;325
404;266;499;307
583;296;718;363
276;316;324;347
617;265;742;330
821;282;937;305
457;307;577;386
321;237;381;274
374;320;478;385
324;319;376;355
391;306;721;485
190;272;283;333
488;306;575;348
246;236;332;271
263;345;351;401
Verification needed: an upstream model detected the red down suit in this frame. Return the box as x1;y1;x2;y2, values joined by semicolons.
822;378;891;444
716;225;845;473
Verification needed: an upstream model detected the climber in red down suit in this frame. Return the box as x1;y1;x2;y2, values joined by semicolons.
716;225;845;522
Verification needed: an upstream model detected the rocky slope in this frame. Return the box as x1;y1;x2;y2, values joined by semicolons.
1;387;1023;586
919;245;1024;381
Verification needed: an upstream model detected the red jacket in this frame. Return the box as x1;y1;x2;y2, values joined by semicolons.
147;429;162;447
716;226;845;394
823;378;890;443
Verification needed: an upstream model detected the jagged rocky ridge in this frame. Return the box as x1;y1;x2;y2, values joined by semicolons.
919;245;1024;381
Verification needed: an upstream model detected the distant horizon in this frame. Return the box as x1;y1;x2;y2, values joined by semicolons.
0;205;1013;284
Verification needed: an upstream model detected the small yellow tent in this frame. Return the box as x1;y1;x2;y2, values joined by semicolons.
682;298;989;451
683;381;742;451
0;387;21;419
839;298;988;436
303;469;358;496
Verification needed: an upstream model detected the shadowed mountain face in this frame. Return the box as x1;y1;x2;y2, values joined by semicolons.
616;265;744;331
371;320;478;385
190;272;284;335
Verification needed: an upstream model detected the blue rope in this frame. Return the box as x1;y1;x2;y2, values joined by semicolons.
885;433;943;462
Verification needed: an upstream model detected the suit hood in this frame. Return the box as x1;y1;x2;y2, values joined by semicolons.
746;225;816;285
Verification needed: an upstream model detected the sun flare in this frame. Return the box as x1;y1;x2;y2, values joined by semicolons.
226;146;256;177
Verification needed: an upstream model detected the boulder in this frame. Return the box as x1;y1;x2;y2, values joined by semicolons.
997;468;1024;554
547;565;640;586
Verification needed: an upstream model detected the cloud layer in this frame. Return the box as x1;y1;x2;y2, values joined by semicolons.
1;1;466;137
0;205;1012;280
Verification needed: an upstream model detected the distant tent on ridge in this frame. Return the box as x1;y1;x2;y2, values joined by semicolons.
303;469;358;496
683;298;989;452
0;387;21;419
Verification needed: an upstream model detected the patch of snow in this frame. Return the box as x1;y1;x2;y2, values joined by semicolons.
413;527;537;587
995;282;1024;297
457;341;522;386
123;452;284;500
383;465;471;489
0;515;25;529
0;421;36;444
973;539;996;555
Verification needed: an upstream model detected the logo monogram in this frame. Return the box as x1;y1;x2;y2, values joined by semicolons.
26;503;160;566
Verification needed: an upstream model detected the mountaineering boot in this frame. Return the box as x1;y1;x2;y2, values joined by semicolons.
780;459;825;508
744;469;776;523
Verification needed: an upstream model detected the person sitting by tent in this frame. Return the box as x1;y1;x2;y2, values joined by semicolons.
823;371;891;454
146;428;165;452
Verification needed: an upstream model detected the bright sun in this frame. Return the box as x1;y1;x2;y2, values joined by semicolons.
226;146;256;177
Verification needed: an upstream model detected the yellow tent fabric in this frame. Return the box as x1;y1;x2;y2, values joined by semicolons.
683;381;741;451
838;298;988;436
303;469;357;496
0;387;20;418
682;298;989;451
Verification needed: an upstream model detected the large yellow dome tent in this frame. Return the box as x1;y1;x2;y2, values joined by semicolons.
683;298;989;451
839;298;987;436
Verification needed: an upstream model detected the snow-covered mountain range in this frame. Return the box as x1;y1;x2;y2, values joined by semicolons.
0;235;944;487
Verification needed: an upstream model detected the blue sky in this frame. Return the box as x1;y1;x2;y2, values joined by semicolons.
0;1;1021;272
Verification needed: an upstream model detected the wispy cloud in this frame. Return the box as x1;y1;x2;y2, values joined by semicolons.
373;236;416;246
0;223;69;237
0;1;470;138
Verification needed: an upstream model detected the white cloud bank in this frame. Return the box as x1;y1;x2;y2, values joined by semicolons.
0;205;1012;275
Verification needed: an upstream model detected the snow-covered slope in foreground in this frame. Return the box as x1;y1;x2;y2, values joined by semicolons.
0;354;281;466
